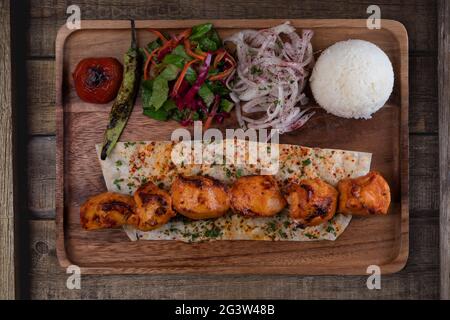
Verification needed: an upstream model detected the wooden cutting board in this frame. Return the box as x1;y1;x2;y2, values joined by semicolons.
55;19;408;275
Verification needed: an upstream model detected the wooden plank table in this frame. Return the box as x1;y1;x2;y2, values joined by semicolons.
2;0;446;299
0;0;16;300
438;0;450;300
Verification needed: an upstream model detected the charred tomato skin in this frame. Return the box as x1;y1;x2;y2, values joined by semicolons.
73;57;123;104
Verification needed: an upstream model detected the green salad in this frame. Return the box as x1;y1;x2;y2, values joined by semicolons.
140;23;236;128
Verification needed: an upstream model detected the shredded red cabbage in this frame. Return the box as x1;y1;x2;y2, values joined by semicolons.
174;79;190;110
183;53;212;109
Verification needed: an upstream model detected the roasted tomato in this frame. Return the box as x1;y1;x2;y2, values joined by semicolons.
285;178;338;227
337;171;391;216
80;192;135;230
171;175;230;219
230;175;286;217
130;182;176;231
72;57;123;104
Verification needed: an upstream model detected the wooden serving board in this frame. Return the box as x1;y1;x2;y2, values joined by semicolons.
56;19;408;275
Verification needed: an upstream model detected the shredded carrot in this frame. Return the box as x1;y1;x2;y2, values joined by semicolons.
208;67;234;81
143;49;152;80
157;28;192;57
209;51;236;80
157;38;176;57
213;50;226;69
203;109;217;130
178;28;192;40
184;39;207;60
204;115;214;131
147;29;168;42
225;52;237;66
172;59;199;96
143;48;159;80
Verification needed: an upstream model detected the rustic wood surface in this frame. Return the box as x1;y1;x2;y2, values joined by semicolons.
0;0;16;300
18;0;441;298
438;0;450;300
54;19;409;275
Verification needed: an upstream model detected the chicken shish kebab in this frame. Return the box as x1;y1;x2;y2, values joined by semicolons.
93;140;374;241
171;175;230;219
230;175;286;217
80;192;135;231
80;171;391;232
130;181;175;231
285;178;338;227
337;171;391;216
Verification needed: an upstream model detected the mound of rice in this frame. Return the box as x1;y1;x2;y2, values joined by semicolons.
310;39;394;119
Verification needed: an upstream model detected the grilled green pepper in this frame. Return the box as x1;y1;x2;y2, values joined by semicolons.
100;20;140;160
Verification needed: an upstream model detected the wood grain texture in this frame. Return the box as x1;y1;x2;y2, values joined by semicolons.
438;0;450;300
22;0;441;299
54;19;409;275
410;56;438;134
28;0;436;58
0;0;16;299
27;135;439;298
29;214;438;299
27;61;55;135
410;135;439;212
28;136;55;219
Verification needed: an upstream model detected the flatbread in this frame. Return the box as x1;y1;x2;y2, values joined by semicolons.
96;139;371;242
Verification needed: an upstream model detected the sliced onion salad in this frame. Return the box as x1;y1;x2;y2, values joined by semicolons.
224;22;315;134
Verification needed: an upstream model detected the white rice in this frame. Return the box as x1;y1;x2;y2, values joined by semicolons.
310;39;394;119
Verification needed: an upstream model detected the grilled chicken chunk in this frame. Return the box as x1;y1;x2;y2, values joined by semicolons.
80;192;135;230
129;182;176;231
337;171;391;216
285;178;338;227
171;175;230;219
230;175;286;217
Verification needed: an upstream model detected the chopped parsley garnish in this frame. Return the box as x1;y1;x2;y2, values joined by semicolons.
141;176;148;184
236;168;243;178
225;168;232;178
266;221;277;232
304;233;318;239
302;158;312;166
204;227;222;238
190;233;200;241
326;224;336;235
124;142;136;148
169;227;180;233
115;160;123;166
251;66;263;75
113;178;124;190
278;230;288;239
276;39;283;49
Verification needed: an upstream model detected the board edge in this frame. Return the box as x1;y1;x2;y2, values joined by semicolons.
55;19;410;275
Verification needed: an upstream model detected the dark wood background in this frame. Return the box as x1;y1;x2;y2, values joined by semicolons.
12;0;441;299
